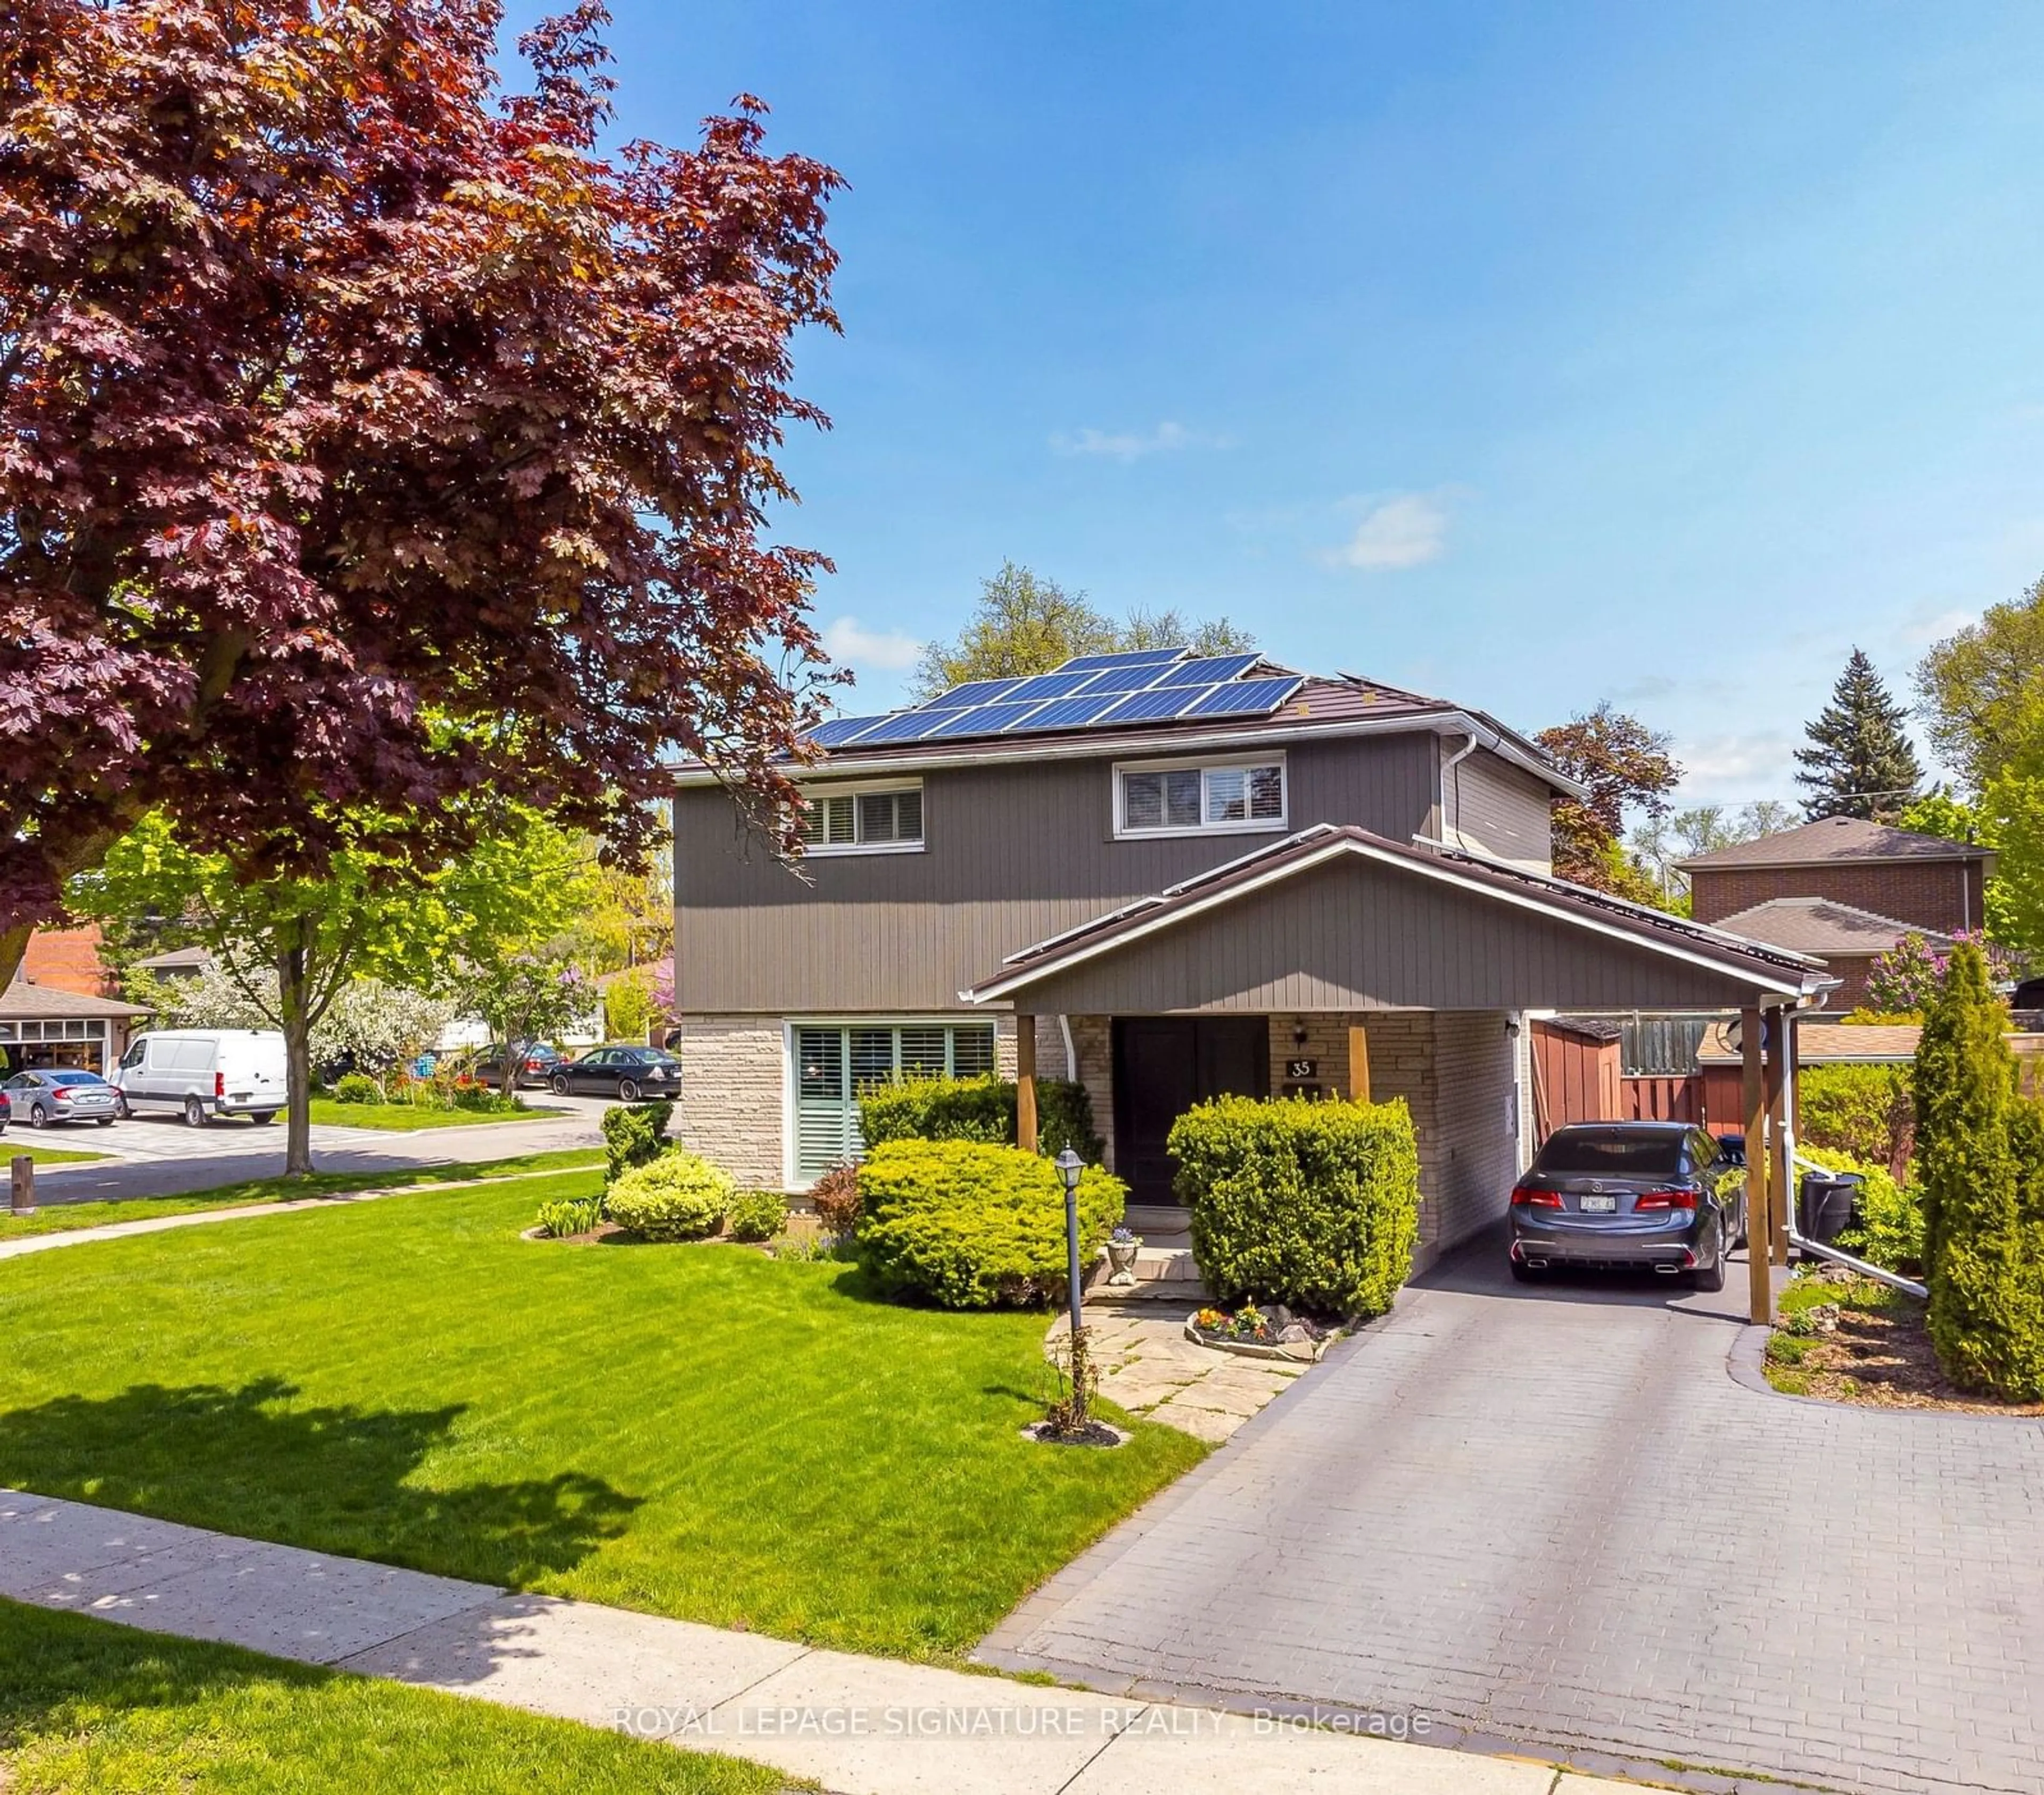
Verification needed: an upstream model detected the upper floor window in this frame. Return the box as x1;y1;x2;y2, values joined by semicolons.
798;779;924;854
1115;754;1286;838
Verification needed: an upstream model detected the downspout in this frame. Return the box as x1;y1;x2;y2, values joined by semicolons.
1058;1014;1078;1085
1440;730;1482;851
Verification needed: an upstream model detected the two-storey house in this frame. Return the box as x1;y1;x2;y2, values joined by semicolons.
670;649;1826;1271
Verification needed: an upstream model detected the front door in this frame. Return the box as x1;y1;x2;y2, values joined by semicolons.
1111;1017;1270;1207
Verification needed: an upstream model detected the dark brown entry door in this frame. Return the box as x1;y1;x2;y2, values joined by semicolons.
1112;1017;1270;1207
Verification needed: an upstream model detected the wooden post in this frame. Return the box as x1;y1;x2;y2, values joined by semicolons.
10;1155;33;1217
1765;1011;1792;1267
1016;1015;1038;1154
1347;1024;1372;1103
1741;1006;1771;1325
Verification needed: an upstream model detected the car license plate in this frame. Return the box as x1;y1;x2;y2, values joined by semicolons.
1579;1193;1617;1213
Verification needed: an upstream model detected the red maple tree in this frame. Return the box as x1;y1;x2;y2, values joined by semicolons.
1;0;843;983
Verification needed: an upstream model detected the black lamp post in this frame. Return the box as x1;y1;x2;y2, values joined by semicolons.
1055;1146;1086;1418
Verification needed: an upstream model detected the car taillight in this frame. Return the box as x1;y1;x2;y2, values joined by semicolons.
1511;1184;1563;1208
215;1071;226;1098
1633;1189;1699;1212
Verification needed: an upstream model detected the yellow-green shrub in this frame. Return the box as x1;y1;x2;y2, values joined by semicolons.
855;1140;1124;1308
605;1149;732;1242
1800;1144;1924;1274
1173;1096;1420;1318
727;1186;788;1243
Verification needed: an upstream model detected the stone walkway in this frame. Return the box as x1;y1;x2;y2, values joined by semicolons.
1;1488;1633;1795
1051;1308;1309;1442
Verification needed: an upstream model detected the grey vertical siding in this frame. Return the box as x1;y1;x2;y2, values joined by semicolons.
672;734;1441;1012
1009;858;1791;1015
1448;748;1554;870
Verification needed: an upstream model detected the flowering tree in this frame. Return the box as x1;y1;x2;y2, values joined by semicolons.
456;956;593;1095
1;0;843;986
1868;930;2015;1016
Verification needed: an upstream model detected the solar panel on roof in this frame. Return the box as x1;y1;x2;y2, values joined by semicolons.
809;714;889;747
1098;684;1198;726
1010;693;1124;732
1178;676;1305;719
931;677;1026;708
925;700;1044;739
1058;648;1188;673
1002;670;1098;704
1075;662;1178;696
1153;653;1260;687
845;710;952;746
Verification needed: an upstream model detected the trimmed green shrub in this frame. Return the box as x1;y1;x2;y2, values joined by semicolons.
1915;944;2044;1399
808;1161;862;1238
727;1186;788;1243
856;1074;1106;1164
855;1139;1125;1308
533;1195;606;1239
1799;1064;1914;1180
1173;1096;1420;1318
605;1149;733;1241
601;1099;673;1185
1801;1144;1924;1274
332;1073;381;1105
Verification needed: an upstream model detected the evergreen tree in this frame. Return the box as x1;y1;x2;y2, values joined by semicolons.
1794;649;1923;820
1913;943;2044;1399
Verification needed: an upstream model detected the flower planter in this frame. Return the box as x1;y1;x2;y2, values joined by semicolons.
1185;1304;1336;1363
1104;1238;1142;1285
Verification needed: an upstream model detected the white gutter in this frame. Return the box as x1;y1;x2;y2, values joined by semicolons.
1439;728;1484;850
669;709;1586;798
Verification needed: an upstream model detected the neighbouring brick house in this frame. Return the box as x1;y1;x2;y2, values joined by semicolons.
1682;817;1993;942
1705;897;1952;1011
0;927;150;1076
669;649;1827;1272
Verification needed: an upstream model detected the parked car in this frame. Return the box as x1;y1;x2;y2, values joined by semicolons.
5;1067;121;1127
549;1044;681;1101
1509;1121;1746;1291
0;1085;12;1132
111;1028;287;1127
469;1041;565;1090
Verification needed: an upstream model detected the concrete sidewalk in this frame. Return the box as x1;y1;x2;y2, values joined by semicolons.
0;1489;1634;1795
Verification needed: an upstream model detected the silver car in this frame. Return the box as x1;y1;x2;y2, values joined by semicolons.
5;1067;121;1127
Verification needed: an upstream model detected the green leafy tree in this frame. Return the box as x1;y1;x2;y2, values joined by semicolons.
1536;705;1680;903
455;953;593;1094
1916;574;2044;794
908;563;1254;701
1913;943;2044;1398
603;970;657;1045
72;810;591;1170
1794;649;1922;820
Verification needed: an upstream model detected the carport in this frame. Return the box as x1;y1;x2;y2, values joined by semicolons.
971;824;1833;1321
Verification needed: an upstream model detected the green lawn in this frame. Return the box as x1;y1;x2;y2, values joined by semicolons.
307;1097;564;1131
3;1140;111;1165
0;1174;1207;1660
0;1149;605;1240
0;1599;786;1795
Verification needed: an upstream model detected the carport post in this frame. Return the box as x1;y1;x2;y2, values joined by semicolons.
1741;1006;1771;1325
1765;1011;1791;1268
1016;1015;1038;1154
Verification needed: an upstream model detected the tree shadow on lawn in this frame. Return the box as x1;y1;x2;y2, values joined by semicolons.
0;1377;640;1589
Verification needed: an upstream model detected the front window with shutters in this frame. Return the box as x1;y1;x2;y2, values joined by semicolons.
1114;754;1286;838
796;780;924;854
789;1020;998;1182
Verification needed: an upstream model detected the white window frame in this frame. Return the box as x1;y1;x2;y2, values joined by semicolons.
795;777;926;857
1112;751;1288;841
780;1015;1001;1188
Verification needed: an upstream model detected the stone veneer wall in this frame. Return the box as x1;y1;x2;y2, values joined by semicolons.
664;1016;786;1190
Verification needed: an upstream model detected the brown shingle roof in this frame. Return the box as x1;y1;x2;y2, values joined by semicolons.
1699;1020;1921;1064
1713;897;1949;958
1676;816;1991;870
0;979;149;1020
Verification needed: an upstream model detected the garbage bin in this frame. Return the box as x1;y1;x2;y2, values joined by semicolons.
1799;1171;1861;1245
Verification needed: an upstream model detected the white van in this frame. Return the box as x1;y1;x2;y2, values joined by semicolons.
113;1029;288;1126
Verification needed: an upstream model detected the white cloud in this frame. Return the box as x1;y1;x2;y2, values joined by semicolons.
820;615;923;672
1050;421;1230;462
1671;730;1797;802
1326;492;1449;571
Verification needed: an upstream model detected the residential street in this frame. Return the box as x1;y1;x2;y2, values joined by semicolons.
982;1232;2044;1795
18;1097;610;1204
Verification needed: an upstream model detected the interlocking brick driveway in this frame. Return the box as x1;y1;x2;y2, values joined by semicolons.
980;1231;2044;1795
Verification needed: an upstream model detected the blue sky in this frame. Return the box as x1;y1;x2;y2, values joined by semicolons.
540;2;2044;804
